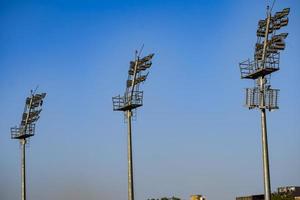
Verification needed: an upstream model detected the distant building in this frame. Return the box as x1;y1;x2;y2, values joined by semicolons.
190;194;206;200
147;197;181;200
236;194;264;200
236;186;300;200
278;186;300;197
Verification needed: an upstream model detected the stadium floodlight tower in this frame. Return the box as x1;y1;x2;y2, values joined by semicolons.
239;5;290;200
10;90;46;200
112;49;154;200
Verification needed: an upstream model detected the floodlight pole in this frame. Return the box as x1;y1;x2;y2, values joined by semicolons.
20;95;33;200
259;75;271;200
112;51;154;200
21;138;27;200
261;107;271;200
260;11;271;200
127;110;134;200
239;5;290;200
126;57;139;200
11;91;46;200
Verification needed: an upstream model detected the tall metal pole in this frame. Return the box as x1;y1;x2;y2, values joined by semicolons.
126;54;138;200
260;8;272;200
11;91;46;200
239;5;290;200
261;106;271;200
21;138;26;200
113;50;154;200
127;110;134;200
260;75;271;200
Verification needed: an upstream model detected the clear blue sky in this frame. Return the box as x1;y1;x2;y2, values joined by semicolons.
0;0;299;200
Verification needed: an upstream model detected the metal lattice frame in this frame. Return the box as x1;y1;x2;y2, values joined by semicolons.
239;52;280;79
245;87;279;110
113;91;144;111
11;124;36;139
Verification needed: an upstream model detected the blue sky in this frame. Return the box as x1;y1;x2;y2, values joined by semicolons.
0;0;299;200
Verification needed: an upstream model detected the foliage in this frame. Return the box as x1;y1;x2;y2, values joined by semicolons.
272;192;294;200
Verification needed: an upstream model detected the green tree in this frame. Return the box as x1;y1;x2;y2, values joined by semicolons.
272;192;294;200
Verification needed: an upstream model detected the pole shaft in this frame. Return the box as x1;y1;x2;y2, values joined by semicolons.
259;8;272;200
261;107;271;200
127;110;134;200
21;139;26;200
